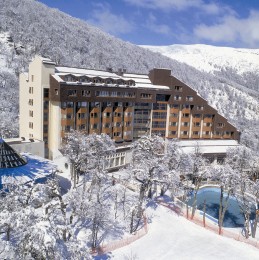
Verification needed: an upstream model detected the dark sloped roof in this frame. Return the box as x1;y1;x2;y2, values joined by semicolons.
0;138;27;168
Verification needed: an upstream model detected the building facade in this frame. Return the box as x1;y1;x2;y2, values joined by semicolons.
20;56;239;159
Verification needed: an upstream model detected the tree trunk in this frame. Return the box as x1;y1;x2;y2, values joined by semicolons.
6;225;10;241
244;212;250;239
251;210;259;238
218;186;224;234
191;188;198;219
130;210;135;234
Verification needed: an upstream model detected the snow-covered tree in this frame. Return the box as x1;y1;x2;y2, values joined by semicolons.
210;164;238;234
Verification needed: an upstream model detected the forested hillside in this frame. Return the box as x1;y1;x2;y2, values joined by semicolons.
0;0;258;150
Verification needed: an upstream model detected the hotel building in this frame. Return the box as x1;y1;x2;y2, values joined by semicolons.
19;56;239;160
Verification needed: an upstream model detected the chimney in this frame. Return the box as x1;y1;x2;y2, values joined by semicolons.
117;68;126;76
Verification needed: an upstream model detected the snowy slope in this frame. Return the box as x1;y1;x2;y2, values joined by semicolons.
112;205;259;260
142;44;259;76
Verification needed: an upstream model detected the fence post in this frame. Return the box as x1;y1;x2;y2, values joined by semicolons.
203;199;206;227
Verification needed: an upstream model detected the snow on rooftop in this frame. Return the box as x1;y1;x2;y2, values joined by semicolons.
135;83;170;90
177;139;240;154
0;153;56;188
56;66;120;78
178;139;239;147
124;73;149;79
52;74;64;82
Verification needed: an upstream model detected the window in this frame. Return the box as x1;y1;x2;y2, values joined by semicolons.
124;92;135;98
156;94;170;102
153;112;167;119
29;122;33;129
170;122;178;126
193;122;201;127
114;112;122;117
125;121;132;127
174;95;181;101
103;112;111;118
180;131;188;135
152;121;166;128
181;122;189;127
203;131;210;135
103;123;110;128
44;101;48;110
169;131;177;135
193;114;201;118
67;114;73;119
31;75;34;82
197;105;204;110
82;90;90;97
114;132;121;137
65;125;71;132
203;122;212;127
114;122;121;127
124;112;133;117
182;113;190;118
204;114;212;118
114;102;122;107
90;113;98;118
68;90;77;96
182;104;190;109
29;110;33;117
153;103;167;110
78;113;85;119
77;102;88;108
186;96;193;101
217;123;225;128
28;99;33;106
79;124;86;130
193;131;200;135
170;113;178;118
44;125;48;133
170;104;179;109
91;124;98;129
29;87;33;94
175;86;183;92
141;93;152;99
44;88;49;98
96;91;109;97
110;91;118;97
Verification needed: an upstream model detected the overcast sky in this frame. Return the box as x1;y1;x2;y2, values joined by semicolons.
38;0;259;48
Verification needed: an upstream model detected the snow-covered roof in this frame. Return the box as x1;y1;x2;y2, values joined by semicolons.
135;83;169;90
0;153;56;188
177;139;240;154
53;68;172;90
56;66;121;78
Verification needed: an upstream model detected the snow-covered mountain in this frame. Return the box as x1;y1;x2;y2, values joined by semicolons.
142;44;259;93
142;44;259;75
0;0;259;150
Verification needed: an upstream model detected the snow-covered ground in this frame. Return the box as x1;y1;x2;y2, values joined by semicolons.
111;204;259;260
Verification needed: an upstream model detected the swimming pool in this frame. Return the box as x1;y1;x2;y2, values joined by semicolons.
188;187;256;227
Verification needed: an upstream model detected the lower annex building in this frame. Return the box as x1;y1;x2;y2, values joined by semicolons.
19;56;239;160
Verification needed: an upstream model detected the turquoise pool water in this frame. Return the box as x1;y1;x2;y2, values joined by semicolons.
188;187;256;227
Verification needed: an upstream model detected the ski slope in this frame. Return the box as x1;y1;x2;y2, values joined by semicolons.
111;204;259;260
